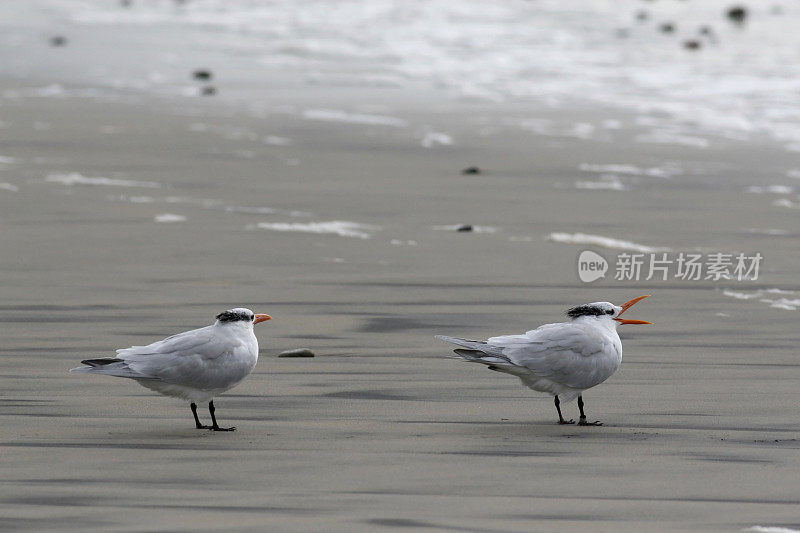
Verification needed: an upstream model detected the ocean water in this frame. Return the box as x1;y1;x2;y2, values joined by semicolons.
28;0;800;151
2;0;798;313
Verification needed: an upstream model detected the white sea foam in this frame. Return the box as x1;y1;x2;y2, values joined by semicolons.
0;182;19;192
112;194;224;208
255;221;379;239
419;131;454;148
744;228;789;236
46;172;161;188
574;176;627;191
768;299;800;311
225;206;277;215
723;289;800;311
569;123;595;140
110;193;305;218
579;163;681;179
302;109;407;128
62;0;800;148
154;213;186;223
786;169;800;179
306;72;403;88
188;123;258;141
744;526;800;533
263;136;292;146
635;131;709;149
773;199;799;209
722;289;763;301
746;185;794;194
3;84;104;99
0;155;16;165
548;232;668;253
579;164;641;175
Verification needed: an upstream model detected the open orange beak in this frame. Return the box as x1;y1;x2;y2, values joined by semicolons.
254;314;272;325
613;295;653;325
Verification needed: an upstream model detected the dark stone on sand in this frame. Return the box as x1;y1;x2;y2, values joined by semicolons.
726;6;747;23
635;10;649;21
49;36;67;47
659;22;675;34
683;39;701;50
120;0;133;6
699;25;713;36
193;69;212;81
456;225;473;232
461;166;482;175
278;348;315;358
200;86;216;96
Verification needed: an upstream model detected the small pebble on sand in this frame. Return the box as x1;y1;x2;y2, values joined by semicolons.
726;6;747;24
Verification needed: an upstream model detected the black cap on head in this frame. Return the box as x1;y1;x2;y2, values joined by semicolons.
566;303;615;319
215;308;254;323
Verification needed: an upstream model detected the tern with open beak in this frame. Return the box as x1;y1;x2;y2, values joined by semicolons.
436;295;652;425
71;308;271;431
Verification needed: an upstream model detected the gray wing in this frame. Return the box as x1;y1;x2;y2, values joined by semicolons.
487;323;618;390
116;326;241;388
73;326;241;389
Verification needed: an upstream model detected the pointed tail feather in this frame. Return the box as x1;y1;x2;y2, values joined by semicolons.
70;358;149;379
70;358;121;373
435;335;505;356
81;358;122;367
437;335;526;376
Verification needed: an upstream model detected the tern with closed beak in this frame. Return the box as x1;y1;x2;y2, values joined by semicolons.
71;308;271;431
436;295;652;425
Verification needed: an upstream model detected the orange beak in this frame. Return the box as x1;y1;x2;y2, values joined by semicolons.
614;295;653;325
254;314;272;325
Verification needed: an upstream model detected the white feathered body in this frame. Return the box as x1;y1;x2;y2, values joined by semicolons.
438;315;623;403
72;320;259;403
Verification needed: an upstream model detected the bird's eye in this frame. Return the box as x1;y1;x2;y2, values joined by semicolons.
606;309;614;315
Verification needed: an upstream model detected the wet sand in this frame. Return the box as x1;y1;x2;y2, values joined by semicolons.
2;7;800;533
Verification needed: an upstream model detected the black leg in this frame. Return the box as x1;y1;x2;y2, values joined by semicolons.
554;395;574;424
577;395;602;426
207;400;235;431
191;402;211;429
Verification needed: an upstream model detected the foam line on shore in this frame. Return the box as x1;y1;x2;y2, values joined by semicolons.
548;232;668;253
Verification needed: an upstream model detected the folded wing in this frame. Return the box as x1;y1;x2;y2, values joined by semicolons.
439;322;619;391
489;323;618;390
72;326;247;390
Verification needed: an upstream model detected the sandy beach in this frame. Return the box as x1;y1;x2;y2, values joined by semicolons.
2;2;800;531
